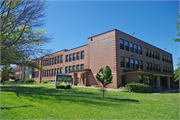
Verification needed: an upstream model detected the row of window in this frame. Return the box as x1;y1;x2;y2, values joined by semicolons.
146;62;161;72
42;64;84;77
32;71;39;78
145;48;160;60
120;56;143;69
162;55;172;63
163;66;173;73
120;39;142;55
66;51;84;62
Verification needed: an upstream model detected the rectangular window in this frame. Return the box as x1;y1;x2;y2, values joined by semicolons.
148;49;151;57
139;46;142;55
152;64;155;71
52;58;54;65
69;54;72;62
131;59;134;69
151;51;154;58
81;64;84;69
60;55;63;63
49;70;51;77
155;64;158;71
166;56;168;62
47;59;49;66
125;41;129;51
170;58;172;63
146;62;149;70
130;43;134;52
55;57;57;64
58;56;60;64
135;60;139;69
60;68;62;74
162;54;164;61
52;69;53;76
120;39;124;50
69;66;71;73
139;61;143;69
120;56;125;67
57;68;59;74
76;65;79;70
163;66;165;72
158;65;160;72
146;48;148;57
134;44;138;54
81;51;84;59
164;55;166;62
126;58;130;68
54;69;56;76
167;57;169;63
50;58;52;65
165;66;167;72
66;55;68;62
157;53;159;60
47;70;48;77
65;67;68;73
43;70;44;77
73;53;76;61
45;70;46;77
149;63;152;70
154;52;157;59
73;65;75;70
77;52;80;60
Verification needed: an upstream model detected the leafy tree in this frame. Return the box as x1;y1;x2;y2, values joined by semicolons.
1;0;51;67
173;13;180;43
96;66;113;98
174;67;179;84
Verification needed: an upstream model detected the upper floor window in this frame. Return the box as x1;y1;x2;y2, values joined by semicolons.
151;51;154;58
54;69;56;76
145;48;148;57
58;56;60;64
81;51;84;59
47;59;49;66
154;52;157;59
60;55;63;63
47;70;48;77
73;53;76;61
81;64;84;69
146;62;149;70
167;57;169;63
162;54;164;61
125;41;129;51
139;46;142;55
77;52;80;60
120;39;124;50
120;56;125;67
49;69;51;77
66;55;68;62
57;68;59;74
60;67;62;74
52;58;54;65
65;67;68;73
73;65;75;70
149;63;152;70
126;58;130;68
76;65;79;70
50;58;52;65
134;44;138;54
130;43;134;52
131;59;134;69
155;64;158;71
152;64;155;71
52;69;54;76
158;65;160;72
135;60;138;69
148;49;151;57
139;61;143;69
164;55;166;62
69;54;72;62
157;53;159;60
69;66;71;73
170;57;172;63
55;57;57;64
166;56;168;62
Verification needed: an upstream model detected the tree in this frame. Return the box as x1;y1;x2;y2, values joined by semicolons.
173;13;180;43
174;58;180;84
96;66;113;98
1;0;51;67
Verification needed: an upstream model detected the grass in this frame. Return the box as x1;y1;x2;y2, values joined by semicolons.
1;83;179;119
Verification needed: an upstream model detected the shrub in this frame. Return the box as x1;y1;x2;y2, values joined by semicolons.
42;80;51;84
4;81;14;84
57;84;65;89
24;78;35;83
15;78;21;82
65;84;71;89
148;88;162;93
126;82;149;93
119;86;129;90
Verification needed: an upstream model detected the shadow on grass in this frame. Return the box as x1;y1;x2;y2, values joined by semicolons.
1;105;34;110
2;85;139;107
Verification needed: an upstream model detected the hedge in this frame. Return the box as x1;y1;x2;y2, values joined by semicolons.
126;82;149;93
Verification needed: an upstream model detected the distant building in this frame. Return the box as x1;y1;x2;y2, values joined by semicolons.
13;29;174;88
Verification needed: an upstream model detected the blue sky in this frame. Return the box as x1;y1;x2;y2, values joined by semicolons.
42;1;179;70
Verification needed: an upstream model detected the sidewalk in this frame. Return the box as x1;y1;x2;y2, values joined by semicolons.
73;85;179;94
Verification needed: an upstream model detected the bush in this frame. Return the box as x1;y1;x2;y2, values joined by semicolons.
4;81;14;84
148;88;162;93
24;78;35;83
119;85;129;90
56;83;71;89
65;84;71;89
126;82;149;93
42;80;51;84
15;78;21;82
57;84;65;89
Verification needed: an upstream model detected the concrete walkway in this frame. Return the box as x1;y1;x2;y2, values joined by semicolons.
73;85;179;94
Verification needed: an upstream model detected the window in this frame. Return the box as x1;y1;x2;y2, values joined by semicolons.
130;43;134;52
125;41;129;51
165;66;167;72
45;60;47;66
146;62;149;70
43;70;45;77
69;54;72;62
135;60;139;69
73;65;75;70
166;56;168;62
65;67;68;73
146;48;148;57
120;56;125;67
55;57;57;64
148;49;151;57
58;56;60;64
57;68;59;74
77;52;80;60
155;64;158;71
60;55;63;63
139;46;142;55
69;66;71;73
52;69;53;76
81;51;84;59
152;64;155;71
149;63;152;70
52;58;54;65
76;65;79;70
54;69;56;76
134;44;138;54
162;54;164;61
151;50;154;58
157;53;159;60
126;58;130;68
164;55;166;62
170;58;172;63
43;61;45;66
45;70;46;77
154;52;157;59
131;59;134;69
158;65;160;72
73;53;76;61
120;39;124;50
50;58;52;65
139;61;143;69
163;66;165;72
66;55;68;62
60;68;62;74
47;59;49;66
167;57;169;63
81;64;84;69
49;70;51;77
47;70;48;77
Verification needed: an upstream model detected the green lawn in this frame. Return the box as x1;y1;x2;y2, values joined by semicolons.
1;83;179;119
